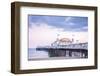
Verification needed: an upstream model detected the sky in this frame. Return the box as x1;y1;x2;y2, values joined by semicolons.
28;15;88;48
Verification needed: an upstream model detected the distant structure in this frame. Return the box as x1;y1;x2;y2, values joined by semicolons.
36;34;88;58
51;38;74;47
51;35;87;49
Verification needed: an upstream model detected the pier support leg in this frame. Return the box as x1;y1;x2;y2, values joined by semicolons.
69;51;72;57
48;50;66;57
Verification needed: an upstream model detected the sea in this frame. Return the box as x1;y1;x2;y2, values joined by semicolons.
28;48;84;60
28;48;49;60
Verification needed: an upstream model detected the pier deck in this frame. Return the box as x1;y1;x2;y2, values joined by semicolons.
36;47;88;58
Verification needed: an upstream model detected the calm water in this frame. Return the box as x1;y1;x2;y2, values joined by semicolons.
28;48;49;60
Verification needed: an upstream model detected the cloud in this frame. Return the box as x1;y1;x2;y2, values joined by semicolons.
65;17;76;26
81;26;88;30
29;22;88;48
65;17;72;22
73;26;88;31
29;22;63;48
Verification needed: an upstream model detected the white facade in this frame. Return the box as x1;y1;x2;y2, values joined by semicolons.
51;38;88;49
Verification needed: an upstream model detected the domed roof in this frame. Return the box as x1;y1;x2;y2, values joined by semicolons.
59;38;72;42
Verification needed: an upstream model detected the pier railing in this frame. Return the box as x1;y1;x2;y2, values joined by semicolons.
36;42;88;50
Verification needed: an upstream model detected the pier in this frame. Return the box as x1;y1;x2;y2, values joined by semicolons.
36;43;88;58
36;37;88;58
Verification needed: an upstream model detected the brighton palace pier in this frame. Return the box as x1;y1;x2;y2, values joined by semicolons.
36;37;88;58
